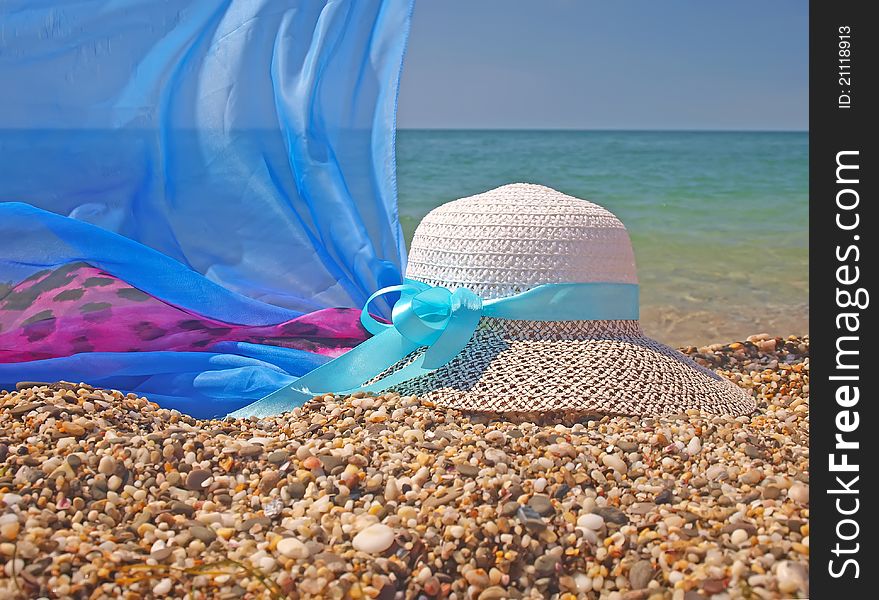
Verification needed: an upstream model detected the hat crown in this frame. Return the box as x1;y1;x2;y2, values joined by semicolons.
405;183;638;300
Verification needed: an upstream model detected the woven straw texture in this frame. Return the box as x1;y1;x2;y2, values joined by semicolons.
384;183;755;416
406;183;637;299
379;318;755;416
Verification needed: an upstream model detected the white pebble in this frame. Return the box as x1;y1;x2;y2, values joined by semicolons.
730;528;749;545
687;437;702;455
277;537;310;559
533;477;548;493
602;454;628;473
1;493;22;507
577;513;604;531
352;523;395;554
776;560;808;594
153;578;173;595
788;482;809;504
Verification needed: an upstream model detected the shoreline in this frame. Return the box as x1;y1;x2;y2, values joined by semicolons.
0;334;809;599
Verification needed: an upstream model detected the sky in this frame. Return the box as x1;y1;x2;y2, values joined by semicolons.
397;0;808;131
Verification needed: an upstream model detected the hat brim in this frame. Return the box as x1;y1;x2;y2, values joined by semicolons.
378;318;756;416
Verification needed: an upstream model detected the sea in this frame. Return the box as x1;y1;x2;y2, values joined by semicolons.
396;130;808;347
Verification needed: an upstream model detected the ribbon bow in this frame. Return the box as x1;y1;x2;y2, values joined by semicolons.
360;281;483;369
228;279;639;418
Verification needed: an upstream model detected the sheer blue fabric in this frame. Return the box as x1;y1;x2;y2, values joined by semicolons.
0;0;410;312
0;0;414;414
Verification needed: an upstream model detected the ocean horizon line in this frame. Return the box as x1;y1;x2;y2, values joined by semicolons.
397;127;809;134
0;127;809;134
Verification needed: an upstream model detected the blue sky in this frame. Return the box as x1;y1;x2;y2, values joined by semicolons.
397;1;808;131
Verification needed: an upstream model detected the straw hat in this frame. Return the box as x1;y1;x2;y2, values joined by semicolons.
373;183;755;416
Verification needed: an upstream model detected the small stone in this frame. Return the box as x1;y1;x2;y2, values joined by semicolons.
730;528;749;545
485;430;506;445
706;465;727;480
151;547;174;562
352;524;395;554
528;494;554;516
190;525;217;544
97;455;117;475
9;403;42;417
287;482;306;499
277;537;310;559
701;578;726;594
0;518;20;541
501;501;519;517
534;554;559;576
478;587;509;600
617;440;639;453
456;463;480;477
259;471;281;495
59;421;85;436
776;560;808;595
448;525;466;539
687;437;702;455
267;450;289;465
788;482;809;504
170;501;195;517
743;444;763;459
592;506;628;525
654;489;673;504
239;444;263;457
517;505;547;533
185;469;211;491
423;577;441;596
629;560;654;590
384;478;399;501
302;456;322;470
319;454;346;472
602;454;627;473
464;568;490;588
153;578;173;595
577;513;604;531
739;469;762;485
763;485;781;500
629;502;656;515
264;498;284;519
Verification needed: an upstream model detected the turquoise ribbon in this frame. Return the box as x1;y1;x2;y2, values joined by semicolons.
227;280;639;418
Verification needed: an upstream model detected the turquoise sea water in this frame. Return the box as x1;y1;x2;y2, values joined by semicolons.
395;130;808;346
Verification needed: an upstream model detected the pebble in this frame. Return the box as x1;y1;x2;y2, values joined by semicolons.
602;454;628;473
185;469;212;491
730;528;750;545
686;436;702;454
0;336;810;599
267;450;289;465
534;553;559;576
576;513;604;531
277;537;310;559
788;482;809;504
238;444;263;457
517;505;547;533
153;578;173;595
97;455;117;475
776;560;808;594
654;489;673;505
352;524;395;554
189;525;217;544
528;494;554;516
629;560;654;590
592;506;628;525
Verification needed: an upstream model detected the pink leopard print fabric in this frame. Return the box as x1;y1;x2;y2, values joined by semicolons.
0;263;370;363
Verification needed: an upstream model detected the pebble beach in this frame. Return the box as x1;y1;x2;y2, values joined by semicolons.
0;334;809;600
